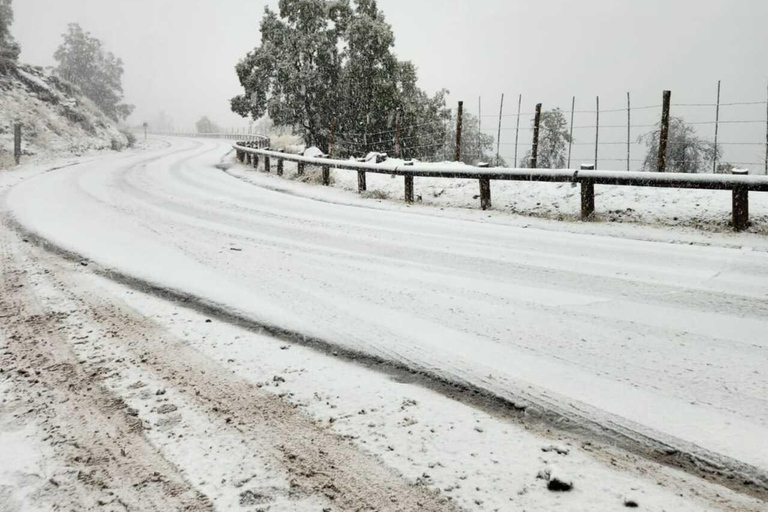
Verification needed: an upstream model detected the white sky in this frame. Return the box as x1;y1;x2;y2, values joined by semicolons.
13;0;768;168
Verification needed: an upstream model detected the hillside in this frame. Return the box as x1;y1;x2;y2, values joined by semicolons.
0;63;130;168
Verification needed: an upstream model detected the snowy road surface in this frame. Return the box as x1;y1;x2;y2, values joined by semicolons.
5;137;768;492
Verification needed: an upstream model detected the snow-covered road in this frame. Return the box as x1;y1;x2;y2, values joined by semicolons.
7;137;768;480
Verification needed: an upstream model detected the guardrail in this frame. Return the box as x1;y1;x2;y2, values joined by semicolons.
233;140;768;231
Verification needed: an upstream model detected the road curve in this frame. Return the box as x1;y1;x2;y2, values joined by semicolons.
6;137;768;481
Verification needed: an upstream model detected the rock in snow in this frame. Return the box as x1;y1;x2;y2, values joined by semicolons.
537;466;574;492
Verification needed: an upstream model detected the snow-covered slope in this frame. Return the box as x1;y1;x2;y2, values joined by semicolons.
0;64;130;168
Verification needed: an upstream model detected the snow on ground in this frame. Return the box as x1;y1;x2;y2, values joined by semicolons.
1;218;762;511
80;266;765;512
0;382;53;512
4;136;768;500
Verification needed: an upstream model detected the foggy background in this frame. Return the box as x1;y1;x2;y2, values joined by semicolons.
13;0;768;167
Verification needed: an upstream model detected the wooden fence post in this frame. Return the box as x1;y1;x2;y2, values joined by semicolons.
322;165;330;185
253;154;259;169
404;176;414;203
514;94;522;167
567;96;575;168
264;155;270;172
732;168;749;231
14;124;22;165
479;178;491;210
298;161;305;177
277;158;284;176
455;101;464;162
495;94;504;166
394;110;402;158
358;170;367;193
478;96;482;134
580;163;595;220
594;96;600;170
713;81;721;173
626;92;631;172
531;103;542;168
658;90;671;172
329;117;336;157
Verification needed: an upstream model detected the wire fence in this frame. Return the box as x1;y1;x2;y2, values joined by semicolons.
474;85;768;174
165;83;768;174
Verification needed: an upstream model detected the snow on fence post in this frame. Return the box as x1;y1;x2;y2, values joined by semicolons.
14;123;21;165
657;90;672;172
455;101;464;162
732;168;750;231
580;163;595;220
531;103;542;168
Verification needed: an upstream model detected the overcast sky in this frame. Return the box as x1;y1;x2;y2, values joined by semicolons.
13;0;768;166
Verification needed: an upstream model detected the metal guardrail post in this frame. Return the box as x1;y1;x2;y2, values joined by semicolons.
732;168;749;231
580;164;595;220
